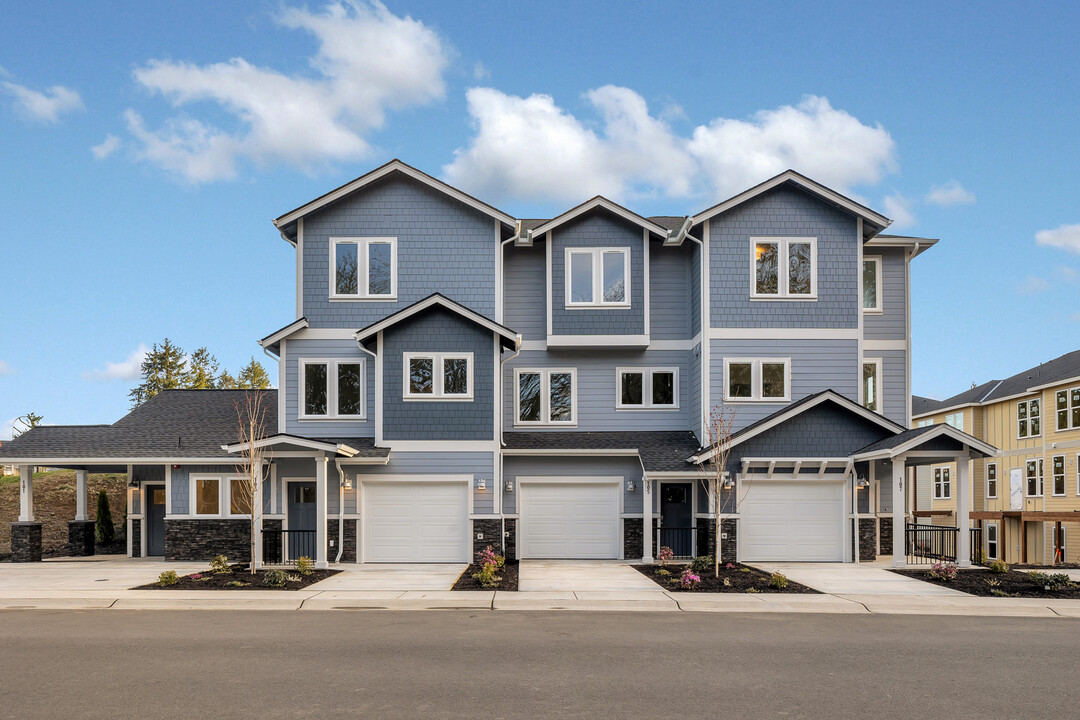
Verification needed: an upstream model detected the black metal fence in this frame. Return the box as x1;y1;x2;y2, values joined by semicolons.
656;527;695;559
262;529;317;565
905;523;983;564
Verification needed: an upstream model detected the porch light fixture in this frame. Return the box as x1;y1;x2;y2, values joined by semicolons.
626;479;636;492
476;478;487;490
341;477;352;490
505;479;514;493
722;478;735;491
857;477;869;488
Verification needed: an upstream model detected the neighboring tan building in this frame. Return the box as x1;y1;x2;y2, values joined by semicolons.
913;350;1080;565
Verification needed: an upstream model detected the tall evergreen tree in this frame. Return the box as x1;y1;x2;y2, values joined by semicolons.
237;358;272;389
217;370;238;389
129;338;186;406
185;347;220;389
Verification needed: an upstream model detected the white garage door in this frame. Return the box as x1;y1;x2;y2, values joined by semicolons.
363;481;469;563
520;481;620;559
739;478;845;562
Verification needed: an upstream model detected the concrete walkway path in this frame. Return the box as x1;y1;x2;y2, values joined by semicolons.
312;563;467;591
750;561;969;596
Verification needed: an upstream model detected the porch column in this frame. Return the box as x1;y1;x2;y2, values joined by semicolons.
315;454;329;569
18;465;34;522
642;479;653;562
75;469;89;521
253;464;264;570
956;456;971;568
891;457;906;567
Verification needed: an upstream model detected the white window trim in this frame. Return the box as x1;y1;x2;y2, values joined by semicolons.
916;418;934;428
564;247;631;309
862;255;882;313
986;521;999;560
944;411;964;432
402;352;475;401
722;358;791;403
1054;386;1080;432
329;237;398;300
1016;398;1041;439
986;462;997;500
862;358;883;413
1025;458;1044;498
933;466;951;500
298;358;367;420
189;473;248;518
615;367;679;410
749;236;818;300
1051;454;1067;497
514;368;578;426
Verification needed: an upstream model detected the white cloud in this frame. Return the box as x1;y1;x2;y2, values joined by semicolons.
91;134;122;159
472;62;490;81
1036;223;1080;255
1;418;15;442
925;180;975;207
882;193;916;230
445;90;896;205
2;80;84;123
0;360;13;376
125;1;448;182
83;344;149;381
1017;275;1050;295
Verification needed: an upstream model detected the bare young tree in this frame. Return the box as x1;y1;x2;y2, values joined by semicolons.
699;405;737;578
233;391;269;575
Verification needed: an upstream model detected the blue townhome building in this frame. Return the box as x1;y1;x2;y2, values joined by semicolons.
2;160;997;568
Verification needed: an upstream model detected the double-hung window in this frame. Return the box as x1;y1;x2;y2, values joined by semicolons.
944;412;964;431
751;237;816;299
1017;398;1041;438
515;368;576;425
862;256;882;312
1052;455;1066;496
565;248;630;307
986;522;999;560
1026;458;1044;497
299;359;366;419
723;358;790;402
986;462;997;499
403;353;473;400
1055;387;1080;431
933;466;951;500
862;359;882;412
617;368;678;409
331;237;396;299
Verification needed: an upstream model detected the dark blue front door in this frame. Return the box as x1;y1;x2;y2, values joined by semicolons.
146;485;166;556
660;483;693;558
287;483;317;560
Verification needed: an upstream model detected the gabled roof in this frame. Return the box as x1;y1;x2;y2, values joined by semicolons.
354;293;521;350
911;380;1002;418
689;390;906;464
259;317;308;356
521;196;669;244
502;431;702;472
852;423;996;460
690;170;891;239
273;159;515;243
866;234;938;258
222;433;386;461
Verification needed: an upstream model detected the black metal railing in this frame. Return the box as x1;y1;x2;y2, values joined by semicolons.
905;523;983;564
262;529;317;565
969;527;982;563
656;526;695;559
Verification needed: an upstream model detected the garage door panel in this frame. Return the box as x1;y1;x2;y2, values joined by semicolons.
739;479;844;562
520;482;619;559
364;482;468;563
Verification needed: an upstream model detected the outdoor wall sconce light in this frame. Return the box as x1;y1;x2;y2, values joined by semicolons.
476;478;487;490
505;479;514;492
857;477;869;488
341;477;353;490
722;478;735;491
626;479;636;492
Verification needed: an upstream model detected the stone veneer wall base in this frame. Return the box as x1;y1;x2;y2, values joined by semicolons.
10;522;43;562
68;520;96;557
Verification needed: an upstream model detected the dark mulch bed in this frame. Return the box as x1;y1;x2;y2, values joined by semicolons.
635;562;818;593
890;568;1080;598
136;565;340;591
451;560;518;591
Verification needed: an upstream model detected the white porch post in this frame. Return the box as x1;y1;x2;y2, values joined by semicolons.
642;479;653;562
75;469;89;521
315;454;329;569
18;465;34;522
254;463;264;570
957;455;971;568
892;457;906;567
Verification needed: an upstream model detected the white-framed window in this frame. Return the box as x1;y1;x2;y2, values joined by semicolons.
916;418;933;428
986;462;997;499
862;359;882;412
933;466;951;500
986;522;999;560
298;358;366;420
1017;398;1041;438
515;368;576;425
1055;387;1080;431
723;358;791;402
616;367;678;409
565;247;630;308
1026;458;1044;497
862;256;882;312
1052;454;1066;496
751;237;817;299
190;474;249;517
330;237;397;299
945;412;964;431
403;353;473;400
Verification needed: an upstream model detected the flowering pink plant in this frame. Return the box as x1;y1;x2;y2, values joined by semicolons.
680;568;701;590
477;546;499;568
725;563;735;570
189;573;202;579
657;546;674;566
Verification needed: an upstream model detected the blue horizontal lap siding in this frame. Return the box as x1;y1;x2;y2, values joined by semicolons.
502;242;546;341
302;174;496;328
382;307;495;441
550;213;645;336
709;187;859;329
351;451;496;514
869;349;908;426
650;242;692;341
864;247;907;340
502;455;643;514
284;339;375;437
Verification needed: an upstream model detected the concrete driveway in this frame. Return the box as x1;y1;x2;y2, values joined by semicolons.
0;556;208;594
749;561;969;596
518;560;660;592
314;563;468;591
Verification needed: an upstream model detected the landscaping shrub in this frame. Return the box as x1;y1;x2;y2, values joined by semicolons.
472;545;504;588
657;546;674;567
987;559;1010;574
209;555;232;574
1027;571;1071;591
927;561;958;582
156;570;178;586
226;580;250;587
294;556;315;576
656;568;671;577
689;556;713;573
679;568;700;590
768;572;789;590
95;489;115;544
263;569;288;587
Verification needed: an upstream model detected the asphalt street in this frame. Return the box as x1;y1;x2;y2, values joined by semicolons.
1;610;1077;719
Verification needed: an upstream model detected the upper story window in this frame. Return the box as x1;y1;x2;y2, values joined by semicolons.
1052;455;1066;496
723;358;790;403
1017;398;1040;439
916;419;933;428
403;353;473;400
944;412;964;431
516;368;576;425
862;359;881;412
331;237;396;300
863;256;882;312
986;462;997;499
617;368;678;410
1055;387;1080;431
933;466;951;500
751;237;816;300
299;359;365;420
1026;458;1044;497
566;248;630;308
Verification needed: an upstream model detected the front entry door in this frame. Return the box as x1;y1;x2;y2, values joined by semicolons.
287;482;317;560
660;482;693;558
146;484;166;556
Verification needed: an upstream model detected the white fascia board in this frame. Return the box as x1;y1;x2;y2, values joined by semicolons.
866;236;939;258
1025;374;1080;394
529;196;667;238
546;334;650;348
645;471;711;478
259;318;309;349
854;425;997;461
911;401;979;420
222;435;360;457
334;456;391;466
355;295;521;349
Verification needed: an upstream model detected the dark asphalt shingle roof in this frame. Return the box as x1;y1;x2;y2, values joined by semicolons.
502;431;702;472
852;425;938;455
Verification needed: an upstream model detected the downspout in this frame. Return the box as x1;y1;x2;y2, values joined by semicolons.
334;458;346;563
498;339;522;448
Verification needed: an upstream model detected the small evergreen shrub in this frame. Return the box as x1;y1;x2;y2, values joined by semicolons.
294;556;315;576
656;568;671;577
987;559;1009;574
1027;571;1070;591
768;572;789;590
209;555;232;574
263;569;288;587
689;556;713;573
226;580;250;587
95;489;115;544
156;570;178;586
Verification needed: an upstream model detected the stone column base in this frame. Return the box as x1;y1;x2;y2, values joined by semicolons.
68;520;96;556
10;522;43;562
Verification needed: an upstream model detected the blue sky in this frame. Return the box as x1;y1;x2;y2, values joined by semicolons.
2;1;1079;437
